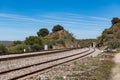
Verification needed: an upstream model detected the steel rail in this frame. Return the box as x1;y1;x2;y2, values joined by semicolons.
0;48;78;61
13;49;95;80
0;48;90;75
0;48;95;80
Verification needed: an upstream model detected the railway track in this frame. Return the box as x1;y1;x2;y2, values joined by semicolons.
0;48;95;80
0;48;85;75
0;48;76;61
0;48;74;56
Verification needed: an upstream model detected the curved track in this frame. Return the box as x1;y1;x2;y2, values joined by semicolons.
0;48;76;61
0;48;95;80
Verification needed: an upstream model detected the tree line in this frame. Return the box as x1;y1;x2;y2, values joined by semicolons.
0;25;64;54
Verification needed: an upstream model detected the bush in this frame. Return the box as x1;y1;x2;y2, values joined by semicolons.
52;25;64;32
8;44;29;53
13;40;22;46
25;36;42;45
37;28;49;37
24;36;43;51
111;17;120;25
31;44;43;51
108;40;120;49
0;44;8;54
102;29;108;36
107;29;113;34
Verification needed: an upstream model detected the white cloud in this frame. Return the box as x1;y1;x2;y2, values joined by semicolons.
0;12;111;40
0;13;110;27
89;16;110;21
0;13;44;23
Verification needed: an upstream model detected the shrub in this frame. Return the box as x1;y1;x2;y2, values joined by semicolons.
0;44;8;54
111;17;120;25
25;36;42;45
37;28;49;37
8;44;29;53
107;29;113;34
108;40;120;49
13;40;22;46
31;44;43;51
52;25;64;32
24;36;43;51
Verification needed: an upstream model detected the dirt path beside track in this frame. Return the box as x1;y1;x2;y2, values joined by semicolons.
111;53;120;80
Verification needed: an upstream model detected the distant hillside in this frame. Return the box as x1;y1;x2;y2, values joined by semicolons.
43;30;78;49
98;17;120;49
0;41;13;45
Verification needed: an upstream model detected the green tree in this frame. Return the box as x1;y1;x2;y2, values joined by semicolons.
25;36;42;45
111;17;120;25
52;25;64;32
24;36;43;51
37;28;49;37
13;40;22;46
0;44;8;54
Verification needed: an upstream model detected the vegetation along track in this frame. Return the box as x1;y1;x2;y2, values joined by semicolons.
0;48;77;56
0;48;95;80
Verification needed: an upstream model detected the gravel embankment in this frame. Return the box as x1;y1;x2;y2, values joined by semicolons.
0;48;88;73
25;48;102;80
0;48;93;80
0;48;90;80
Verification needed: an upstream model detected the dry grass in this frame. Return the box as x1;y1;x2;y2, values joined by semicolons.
35;53;115;80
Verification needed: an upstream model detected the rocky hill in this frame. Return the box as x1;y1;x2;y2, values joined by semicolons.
98;18;120;49
43;30;78;49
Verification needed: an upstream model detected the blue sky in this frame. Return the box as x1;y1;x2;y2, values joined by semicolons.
0;0;120;40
